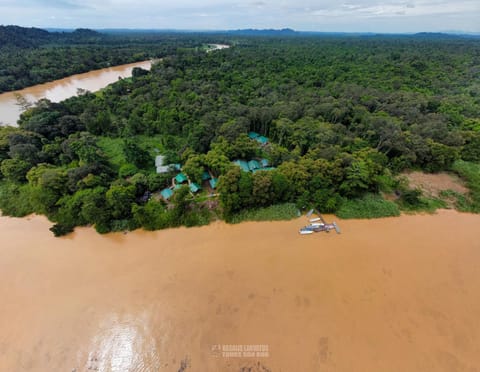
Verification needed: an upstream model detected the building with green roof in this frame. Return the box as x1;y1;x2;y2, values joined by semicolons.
189;182;201;193
234;159;276;173
209;178;218;189
201;171;211;181
160;188;174;200
256;135;269;145
248;160;261;171
234;159;250;172
248;131;260;139
175;173;188;184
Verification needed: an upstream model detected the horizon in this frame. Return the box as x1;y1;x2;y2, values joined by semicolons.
3;25;480;36
0;1;479;34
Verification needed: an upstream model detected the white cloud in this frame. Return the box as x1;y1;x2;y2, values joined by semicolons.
311;0;479;18
0;0;478;32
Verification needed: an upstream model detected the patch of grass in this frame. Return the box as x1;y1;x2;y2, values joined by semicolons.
97;137;126;170
184;207;214;227
336;194;400;219
193;192;215;203
97;135;165;172
439;189;472;211
135;135;165;157
228;203;300;224
422;197;448;211
398;196;447;213
451;160;480;213
395;188;447;213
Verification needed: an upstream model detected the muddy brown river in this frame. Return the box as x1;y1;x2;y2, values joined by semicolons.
0;60;152;126
1;210;479;371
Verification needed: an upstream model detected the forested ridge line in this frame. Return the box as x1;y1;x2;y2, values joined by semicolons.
0;35;479;235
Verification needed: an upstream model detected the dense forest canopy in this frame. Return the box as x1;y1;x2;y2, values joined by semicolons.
0;25;230;93
1;32;479;235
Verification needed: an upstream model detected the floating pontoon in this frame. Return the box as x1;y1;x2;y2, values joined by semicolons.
299;210;340;236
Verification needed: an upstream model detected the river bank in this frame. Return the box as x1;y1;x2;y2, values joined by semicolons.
0;43;232;126
207;44;231;52
0;60;152;126
1;209;479;371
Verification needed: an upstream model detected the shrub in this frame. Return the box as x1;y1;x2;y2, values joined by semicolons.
228;203;300;224
50;223;74;237
450;160;480;212
400;189;422;206
118;163;138;178
336;194;400;219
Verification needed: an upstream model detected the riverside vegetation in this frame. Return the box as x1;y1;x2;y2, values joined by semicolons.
0;29;479;235
0;26;227;93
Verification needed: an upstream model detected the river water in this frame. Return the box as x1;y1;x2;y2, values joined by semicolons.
0;60;152;126
1;210;479;371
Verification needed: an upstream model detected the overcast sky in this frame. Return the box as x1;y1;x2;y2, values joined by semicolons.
0;0;479;33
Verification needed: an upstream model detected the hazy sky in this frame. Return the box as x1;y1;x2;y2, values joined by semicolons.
0;0;479;33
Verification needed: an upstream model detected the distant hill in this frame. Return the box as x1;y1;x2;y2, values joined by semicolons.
413;32;480;39
227;28;297;36
58;28;103;44
71;28;96;35
0;25;103;48
414;32;460;38
0;25;50;47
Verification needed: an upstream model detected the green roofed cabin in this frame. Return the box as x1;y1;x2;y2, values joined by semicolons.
234;159;250;172
175;173;188;184
248;160;261;171
209;178;218;189
201;171;211;181
256;136;268;145
160;188;173;200
260;158;269;167
189;182;201;193
248;131;260;139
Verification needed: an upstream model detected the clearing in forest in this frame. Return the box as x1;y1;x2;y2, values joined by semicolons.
402;171;468;198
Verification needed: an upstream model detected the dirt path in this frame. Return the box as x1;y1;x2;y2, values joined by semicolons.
402;171;468;197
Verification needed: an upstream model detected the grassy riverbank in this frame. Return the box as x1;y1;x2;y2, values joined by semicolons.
228;203;300;224
451;161;480;213
336;194;401;219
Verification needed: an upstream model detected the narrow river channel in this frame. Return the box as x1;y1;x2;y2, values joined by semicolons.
0;60;152;126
